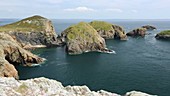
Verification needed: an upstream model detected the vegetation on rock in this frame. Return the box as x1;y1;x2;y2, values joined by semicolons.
62;22;112;55
89;21;127;40
155;30;170;40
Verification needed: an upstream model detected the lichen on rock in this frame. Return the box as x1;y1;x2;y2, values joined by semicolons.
61;22;113;55
89;21;127;40
0;77;156;96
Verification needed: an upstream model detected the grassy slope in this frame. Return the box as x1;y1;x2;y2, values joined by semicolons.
0;15;46;32
158;30;170;35
89;21;113;31
64;22;99;43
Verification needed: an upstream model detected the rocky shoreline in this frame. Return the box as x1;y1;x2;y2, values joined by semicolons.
0;15;169;95
0;77;156;96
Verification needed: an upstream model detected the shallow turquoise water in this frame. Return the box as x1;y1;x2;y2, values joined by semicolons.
1;19;170;96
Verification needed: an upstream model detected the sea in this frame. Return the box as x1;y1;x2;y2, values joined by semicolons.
0;19;170;96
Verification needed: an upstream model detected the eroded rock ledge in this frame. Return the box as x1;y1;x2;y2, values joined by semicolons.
0;33;44;79
0;77;156;96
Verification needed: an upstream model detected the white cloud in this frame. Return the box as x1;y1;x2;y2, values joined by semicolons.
106;8;123;13
131;10;138;13
64;7;95;12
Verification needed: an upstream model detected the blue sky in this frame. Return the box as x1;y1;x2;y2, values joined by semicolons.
0;0;170;19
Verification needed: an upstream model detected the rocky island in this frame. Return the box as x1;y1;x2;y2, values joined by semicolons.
155;30;170;40
89;21;127;40
142;25;156;31
61;22;114;55
127;28;147;37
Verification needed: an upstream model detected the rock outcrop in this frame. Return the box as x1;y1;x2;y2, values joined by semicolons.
0;77;156;96
89;21;127;40
61;22;114;55
142;25;156;31
0;15;61;49
0;33;44;79
127;28;147;37
155;30;170;40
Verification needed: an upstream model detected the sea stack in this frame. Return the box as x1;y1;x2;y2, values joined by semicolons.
0;15;61;49
61;22;113;55
127;28;147;37
89;21;127;40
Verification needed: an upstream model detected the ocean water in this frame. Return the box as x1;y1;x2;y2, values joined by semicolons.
1;19;170;96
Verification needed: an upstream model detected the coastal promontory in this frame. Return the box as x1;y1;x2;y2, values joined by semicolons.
61;22;113;55
0;15;61;49
89;21;127;40
0;33;44;79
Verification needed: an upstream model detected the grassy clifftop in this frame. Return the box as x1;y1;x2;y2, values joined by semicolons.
89;21;113;31
158;30;170;35
64;22;98;42
0;15;47;32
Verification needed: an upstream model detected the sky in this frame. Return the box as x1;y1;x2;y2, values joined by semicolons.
0;0;170;19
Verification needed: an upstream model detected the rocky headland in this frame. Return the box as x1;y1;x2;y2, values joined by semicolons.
89;21;127;40
155;30;170;40
0;33;44;79
0;15;62;49
0;77;156;96
61;22;114;55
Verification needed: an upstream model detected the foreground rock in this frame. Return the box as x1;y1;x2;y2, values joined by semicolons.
0;15;62;49
155;30;170;40
127;28;147;37
61;22;114;55
89;21;127;40
0;33;44;79
0;77;156;96
142;25;156;31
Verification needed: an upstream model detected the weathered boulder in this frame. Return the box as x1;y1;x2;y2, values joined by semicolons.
0;33;44;79
61;22;114;55
155;30;170;40
0;77;156;96
127;28;147;37
0;15;62;49
142;25;156;31
89;21;127;40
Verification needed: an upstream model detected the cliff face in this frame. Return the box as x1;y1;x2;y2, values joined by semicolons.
0;33;44;79
0;15;61;49
61;22;113;55
89;21;127;40
0;77;156;96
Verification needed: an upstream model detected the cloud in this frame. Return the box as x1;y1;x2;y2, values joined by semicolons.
106;8;123;13
64;7;95;12
131;10;138;13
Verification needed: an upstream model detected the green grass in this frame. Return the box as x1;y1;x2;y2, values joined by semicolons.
64;22;98;42
89;21;113;31
0;15;46;32
158;30;170;35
